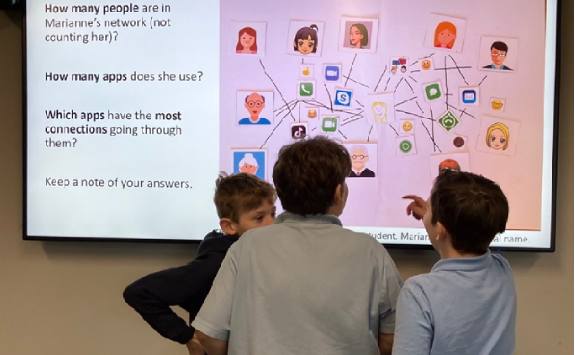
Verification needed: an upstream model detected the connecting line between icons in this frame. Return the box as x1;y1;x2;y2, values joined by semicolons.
274;99;299;114
338;129;348;140
404;79;415;94
384;77;391;91
394;96;418;108
394;78;404;94
373;65;388;93
415;101;424;114
447;103;476;119
344;53;358;87
478;75;488;86
418;53;435;61
323;82;334;113
367;124;374;142
343;75;370;89
449;55;470;86
396;109;434;121
444;56;449;112
341;114;365;127
388;123;400;137
260;107;292;149
420;120;442;153
259;59;296;122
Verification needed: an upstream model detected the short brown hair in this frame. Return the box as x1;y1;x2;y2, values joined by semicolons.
273;136;351;215
214;173;275;223
430;171;509;254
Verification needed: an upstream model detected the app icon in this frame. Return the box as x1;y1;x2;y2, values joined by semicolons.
421;59;432;70
291;123;307;139
371;101;387;124
325;65;340;81
300;64;314;78
299;81;314;97
401;120;414;134
453;136;466;148
321;116;338;133
490;97;505;111
307;108;317;119
462;90;476;104
334;89;352;106
439;111;459;131
399;139;413;153
424;82;442;101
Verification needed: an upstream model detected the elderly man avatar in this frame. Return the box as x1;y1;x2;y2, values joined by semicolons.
348;145;375;177
239;92;271;125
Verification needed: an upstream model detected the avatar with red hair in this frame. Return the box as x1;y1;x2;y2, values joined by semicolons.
434;21;456;49
236;27;257;54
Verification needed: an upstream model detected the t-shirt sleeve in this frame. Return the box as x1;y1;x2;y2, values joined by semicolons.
191;243;239;341
378;247;404;333
392;279;433;355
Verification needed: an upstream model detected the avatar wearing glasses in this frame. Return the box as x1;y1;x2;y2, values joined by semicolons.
348;145;375;178
483;41;513;71
239;92;271;125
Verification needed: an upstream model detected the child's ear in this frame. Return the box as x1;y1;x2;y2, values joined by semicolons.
435;222;449;241
219;218;238;235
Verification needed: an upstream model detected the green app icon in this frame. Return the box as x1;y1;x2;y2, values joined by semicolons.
439;111;459;131
321;116;338;132
425;83;442;101
399;139;413;153
299;82;314;97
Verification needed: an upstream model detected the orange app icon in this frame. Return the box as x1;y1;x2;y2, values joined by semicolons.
307;108;317;119
490;98;505;111
421;59;432;70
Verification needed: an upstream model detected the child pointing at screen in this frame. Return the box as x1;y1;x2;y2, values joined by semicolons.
396;171;516;355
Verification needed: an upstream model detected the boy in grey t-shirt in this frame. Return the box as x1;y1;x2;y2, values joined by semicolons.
193;137;403;355
396;171;516;355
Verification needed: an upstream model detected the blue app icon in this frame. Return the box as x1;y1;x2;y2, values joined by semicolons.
462;90;477;104
334;89;352;106
325;65;340;81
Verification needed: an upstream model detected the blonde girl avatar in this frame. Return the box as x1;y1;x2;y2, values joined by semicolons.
371;101;387;124
349;23;369;49
293;24;318;55
434;21;456;49
485;122;510;151
236;27;257;54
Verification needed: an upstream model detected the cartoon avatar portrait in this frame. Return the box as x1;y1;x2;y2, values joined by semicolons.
348;23;369;49
438;159;461;174
232;150;266;180
293;24;318;55
479;36;518;73
371;102;387;124
237;91;272;125
340;17;378;53
429;153;469;178
486;122;510;151
483;41;512;70
236;26;257;54
347;145;376;178
425;14;466;52
434;21;456;49
366;93;395;124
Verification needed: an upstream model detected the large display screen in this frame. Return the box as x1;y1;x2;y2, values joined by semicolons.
25;0;559;250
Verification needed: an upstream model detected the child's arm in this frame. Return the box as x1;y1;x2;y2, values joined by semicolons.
392;281;433;355
123;253;224;345
378;333;393;354
195;330;228;355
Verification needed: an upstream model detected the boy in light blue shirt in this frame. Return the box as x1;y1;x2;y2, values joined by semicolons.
396;171;516;355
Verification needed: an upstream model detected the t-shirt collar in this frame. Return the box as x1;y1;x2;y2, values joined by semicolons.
275;211;342;226
431;251;492;272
